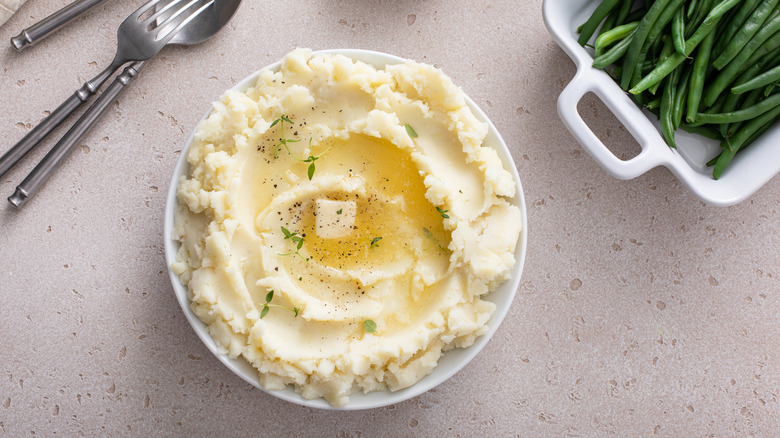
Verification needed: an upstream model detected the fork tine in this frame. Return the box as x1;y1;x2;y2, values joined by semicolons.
154;0;214;42
131;0;179;20
144;0;187;25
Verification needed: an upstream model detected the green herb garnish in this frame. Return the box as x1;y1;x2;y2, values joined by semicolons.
281;138;331;181
423;227;448;253
405;123;418;138
279;226;308;262
370;236;382;248
364;319;377;334
436;206;450;219
271;115;300;159
260;290;300;319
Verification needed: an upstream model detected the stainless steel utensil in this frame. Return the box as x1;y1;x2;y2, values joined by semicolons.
0;0;208;183
7;0;242;208
10;0;110;51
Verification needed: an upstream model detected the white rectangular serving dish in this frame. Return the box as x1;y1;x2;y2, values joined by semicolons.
543;0;780;206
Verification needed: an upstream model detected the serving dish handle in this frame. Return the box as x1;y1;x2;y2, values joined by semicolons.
557;69;670;180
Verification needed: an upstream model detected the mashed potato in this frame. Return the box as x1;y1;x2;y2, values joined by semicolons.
172;49;522;407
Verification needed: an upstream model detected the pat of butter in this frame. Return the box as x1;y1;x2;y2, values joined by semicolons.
316;199;356;239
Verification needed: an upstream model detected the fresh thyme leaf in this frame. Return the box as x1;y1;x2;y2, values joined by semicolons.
270;122;330;180
423;227;448;253
364;319;377;333
280;226;308;262
260;290;299;318
272;115;297;159
436;206;450;219
336;209;342;214
370;237;382;248
405;123;418;138
270;118;280;128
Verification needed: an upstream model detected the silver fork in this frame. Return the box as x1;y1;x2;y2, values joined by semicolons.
0;0;211;180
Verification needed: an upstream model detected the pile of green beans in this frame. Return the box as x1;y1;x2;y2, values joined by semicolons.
579;0;780;179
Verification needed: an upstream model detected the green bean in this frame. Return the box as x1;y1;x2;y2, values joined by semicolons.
594;22;639;57
615;0;633;26
578;0;622;46
718;85;748;137
601;10;618;34
687;0;701;20
631;0;741;95
732;64;780;93
711;0;762;57
706;153;720;168
593;30;636;68
672;6;686;55
650;37;675;95
688;93;780;124
674;65;692;129
726;46;780;94
710;89;730;114
703;13;780;106
633;92;648;108
686;0;715;38
644;97;662;110
630;0;688;91
686;92;730;128
684;0;742;56
624;8;646;24
643;0;686;54
629;55;685;95
633;15;671;87
713;0;780;70
661;68;680;149
687;29;716;122
726;88;765;136
712;103;780;178
742;114;778;145
679;123;724;140
620;0;673;89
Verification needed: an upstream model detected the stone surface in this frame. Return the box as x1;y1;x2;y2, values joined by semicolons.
1;0;779;436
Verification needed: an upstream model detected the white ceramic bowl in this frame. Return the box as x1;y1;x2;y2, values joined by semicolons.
543;0;780;206
163;49;528;410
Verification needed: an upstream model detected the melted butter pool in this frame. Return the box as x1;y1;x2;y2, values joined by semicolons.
300;134;450;271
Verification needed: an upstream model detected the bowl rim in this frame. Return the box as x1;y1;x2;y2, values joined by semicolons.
163;48;528;410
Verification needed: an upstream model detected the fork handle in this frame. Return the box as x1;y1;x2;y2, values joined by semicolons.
8;61;144;209
11;0;110;51
0;62;121;179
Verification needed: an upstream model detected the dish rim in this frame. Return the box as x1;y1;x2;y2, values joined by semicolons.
543;0;780;206
163;48;528;410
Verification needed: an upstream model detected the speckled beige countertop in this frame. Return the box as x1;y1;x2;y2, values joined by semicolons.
1;0;779;436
